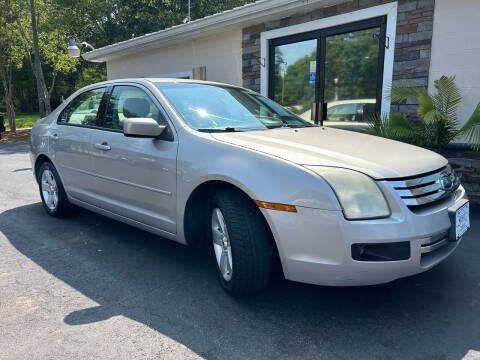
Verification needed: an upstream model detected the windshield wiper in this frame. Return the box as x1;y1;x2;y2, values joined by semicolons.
268;123;314;129
197;127;240;133
197;126;267;133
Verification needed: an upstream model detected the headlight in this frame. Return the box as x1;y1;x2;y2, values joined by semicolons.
307;167;390;220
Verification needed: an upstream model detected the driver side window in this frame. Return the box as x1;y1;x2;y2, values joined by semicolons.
103;85;168;131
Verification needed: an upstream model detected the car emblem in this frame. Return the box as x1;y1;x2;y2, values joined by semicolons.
439;175;453;191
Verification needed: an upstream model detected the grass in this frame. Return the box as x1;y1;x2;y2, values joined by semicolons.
3;113;40;130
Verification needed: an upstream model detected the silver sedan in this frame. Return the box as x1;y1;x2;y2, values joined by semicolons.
29;79;470;296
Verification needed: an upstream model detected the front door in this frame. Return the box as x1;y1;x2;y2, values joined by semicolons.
269;17;386;131
89;84;178;234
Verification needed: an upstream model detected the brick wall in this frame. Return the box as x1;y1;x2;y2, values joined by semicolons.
392;0;435;116
242;0;435;118
444;149;480;206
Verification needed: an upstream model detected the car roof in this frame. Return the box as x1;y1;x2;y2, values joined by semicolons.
89;78;244;90
62;78;255;110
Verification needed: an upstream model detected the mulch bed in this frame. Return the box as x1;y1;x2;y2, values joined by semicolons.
0;129;31;144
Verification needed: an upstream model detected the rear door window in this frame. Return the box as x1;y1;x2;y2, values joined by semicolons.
59;87;107;126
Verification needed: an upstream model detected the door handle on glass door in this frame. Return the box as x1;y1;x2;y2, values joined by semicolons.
310;103;316;123
94;142;111;151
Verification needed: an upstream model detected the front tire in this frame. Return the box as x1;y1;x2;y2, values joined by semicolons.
210;189;272;297
38;162;72;217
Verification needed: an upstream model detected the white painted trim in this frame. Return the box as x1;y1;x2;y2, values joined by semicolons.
150;70;193;79
260;2;397;116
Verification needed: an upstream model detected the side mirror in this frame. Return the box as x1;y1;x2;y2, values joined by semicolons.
123;118;165;138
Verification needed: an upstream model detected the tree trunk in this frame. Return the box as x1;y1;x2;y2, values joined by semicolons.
45;74;56;113
0;63;16;132
29;0;50;116
6;99;16;132
44;88;51;114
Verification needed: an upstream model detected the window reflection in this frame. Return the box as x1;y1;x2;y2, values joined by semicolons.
104;86;166;131
324;27;380;131
270;23;383;131
273;39;317;122
60;88;106;126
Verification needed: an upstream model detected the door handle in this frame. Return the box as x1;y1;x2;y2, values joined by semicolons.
310;103;316;123
94;142;111;151
50;134;59;141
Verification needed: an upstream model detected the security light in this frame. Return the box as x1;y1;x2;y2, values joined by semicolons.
67;38;95;58
67;38;80;58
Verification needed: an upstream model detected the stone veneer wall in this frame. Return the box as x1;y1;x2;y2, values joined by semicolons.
242;0;435;118
444;149;480;206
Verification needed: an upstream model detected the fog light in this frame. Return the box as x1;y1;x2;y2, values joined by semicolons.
352;242;410;262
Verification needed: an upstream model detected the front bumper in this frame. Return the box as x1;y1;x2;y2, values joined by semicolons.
262;184;468;286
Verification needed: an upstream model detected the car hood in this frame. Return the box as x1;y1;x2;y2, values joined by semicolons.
211;127;447;179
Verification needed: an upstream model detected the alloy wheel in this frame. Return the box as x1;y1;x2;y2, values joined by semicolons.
211;208;233;281
41;169;58;211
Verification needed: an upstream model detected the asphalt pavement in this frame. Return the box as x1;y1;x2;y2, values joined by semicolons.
1;141;479;360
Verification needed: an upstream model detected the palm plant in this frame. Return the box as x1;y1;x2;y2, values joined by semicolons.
388;75;480;152
365;112;434;148
461;102;480;151
365;112;413;140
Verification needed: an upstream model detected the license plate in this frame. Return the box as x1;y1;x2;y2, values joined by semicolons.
450;200;470;241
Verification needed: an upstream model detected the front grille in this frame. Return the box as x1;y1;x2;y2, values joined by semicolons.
420;231;449;254
420;230;454;267
388;165;459;207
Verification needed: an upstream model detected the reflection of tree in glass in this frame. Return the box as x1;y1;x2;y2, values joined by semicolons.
273;48;316;115
273;48;286;106
324;28;380;103
273;28;380;115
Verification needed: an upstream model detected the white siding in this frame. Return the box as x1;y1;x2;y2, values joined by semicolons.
429;0;480;128
106;30;243;86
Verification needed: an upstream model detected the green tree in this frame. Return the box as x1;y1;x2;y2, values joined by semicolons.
13;0;78;116
5;0;256;119
0;0;24;131
57;0;256;48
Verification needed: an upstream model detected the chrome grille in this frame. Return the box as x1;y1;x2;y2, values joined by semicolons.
388;165;460;207
421;231;449;254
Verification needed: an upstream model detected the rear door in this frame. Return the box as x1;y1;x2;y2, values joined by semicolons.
89;84;178;234
52;87;107;203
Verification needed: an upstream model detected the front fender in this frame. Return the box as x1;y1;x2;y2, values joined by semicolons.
175;128;340;242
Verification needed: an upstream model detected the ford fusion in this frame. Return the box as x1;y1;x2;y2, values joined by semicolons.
29;79;470;296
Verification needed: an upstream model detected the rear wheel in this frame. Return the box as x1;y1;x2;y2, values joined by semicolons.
210;189;272;297
38;162;72;217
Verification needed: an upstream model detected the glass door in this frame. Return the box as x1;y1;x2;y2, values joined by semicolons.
269;17;386;131
270;39;317;122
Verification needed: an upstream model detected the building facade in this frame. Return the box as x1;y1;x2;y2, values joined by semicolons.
85;0;479;126
84;0;480;203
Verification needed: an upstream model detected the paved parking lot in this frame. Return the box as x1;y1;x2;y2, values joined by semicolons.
1;141;480;360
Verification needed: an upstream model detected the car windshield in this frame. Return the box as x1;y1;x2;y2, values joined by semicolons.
155;82;313;131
